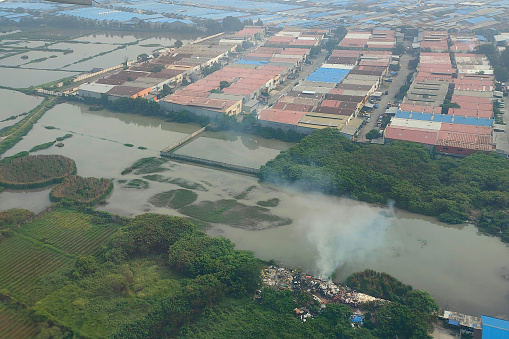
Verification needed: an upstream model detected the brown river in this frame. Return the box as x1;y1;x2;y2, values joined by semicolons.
1;99;508;319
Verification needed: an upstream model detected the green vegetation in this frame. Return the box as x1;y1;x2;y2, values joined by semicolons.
180;199;291;229
0;209;34;229
149;189;198;209
28;134;73;153
346;269;413;303
366;129;381;140
20;208;122;257
0;154;76;189
55;133;73;142
0;234;75;304
257;198;280;207
124;143;134;147
477;44;509;82
124;179;149;189
138;146;147;150
261;128;509;240
0;302;39;338
121;157;168;175
143;174;208;191
44;125;56;129
29;141;55;152
182;284;437;338
50;176;113;205
234;185;256;199
0;203;439;337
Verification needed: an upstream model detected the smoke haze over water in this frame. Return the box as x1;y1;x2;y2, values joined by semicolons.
297;197;394;279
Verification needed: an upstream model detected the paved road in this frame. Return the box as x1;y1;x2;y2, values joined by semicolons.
493;95;509;155
268;52;328;105
356;53;414;142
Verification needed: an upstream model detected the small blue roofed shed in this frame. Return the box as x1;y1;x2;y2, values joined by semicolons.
482;315;509;339
449;319;460;326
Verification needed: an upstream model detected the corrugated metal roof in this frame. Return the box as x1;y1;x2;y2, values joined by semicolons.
481;315;509;339
384;126;438;145
258;108;307;125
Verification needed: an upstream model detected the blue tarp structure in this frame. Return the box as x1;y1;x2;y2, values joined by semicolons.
396;111;494;127
352;315;363;323
236;60;268;65
306;67;350;83
448;319;460;326
481;315;509;339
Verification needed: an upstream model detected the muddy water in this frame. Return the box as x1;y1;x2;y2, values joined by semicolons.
175;131;292;168
1;104;509;318
62;45;162;72
0;89;43;124
0;68;77;88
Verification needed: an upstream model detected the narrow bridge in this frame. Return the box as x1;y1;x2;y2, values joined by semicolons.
160;152;260;175
161;125;207;153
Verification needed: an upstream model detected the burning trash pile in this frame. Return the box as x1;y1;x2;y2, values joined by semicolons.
261;266;386;308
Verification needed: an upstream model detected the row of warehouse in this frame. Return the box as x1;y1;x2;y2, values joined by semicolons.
385;41;499;156
78;31;251;101
161;28;326;119
257;39;396;138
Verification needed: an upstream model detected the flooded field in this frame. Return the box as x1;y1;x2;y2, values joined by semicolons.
61;44;161;72
72;33;139;44
0;89;43;123
175;131;292;168
0;67;77;88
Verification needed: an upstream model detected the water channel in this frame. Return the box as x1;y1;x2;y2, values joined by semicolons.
1;102;508;319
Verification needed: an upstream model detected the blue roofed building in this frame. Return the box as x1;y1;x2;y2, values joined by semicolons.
482;315;509;339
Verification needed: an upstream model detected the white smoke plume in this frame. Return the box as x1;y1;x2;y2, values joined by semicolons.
297;197;394;279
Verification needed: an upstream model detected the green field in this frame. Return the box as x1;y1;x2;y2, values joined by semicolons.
0;235;74;304
20;209;121;256
0;303;39;338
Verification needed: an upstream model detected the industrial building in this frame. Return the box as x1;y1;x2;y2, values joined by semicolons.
78;33;238;102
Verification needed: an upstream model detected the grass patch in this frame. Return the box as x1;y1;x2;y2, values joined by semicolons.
20;208;120;256
124;179;149;189
234;185;257;200
185;217;210;230
148;189;197;209
32;256;183;338
138;146;147;150
143;175;207;191
256;198;280;208
179;199;292;230
117;179;127;184
0;234;74;304
29;141;55;153
122;157;169;175
55;133;73;142
124;143;134;147
0;302;40;338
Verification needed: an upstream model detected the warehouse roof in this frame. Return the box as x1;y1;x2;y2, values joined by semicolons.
79;83;116;93
385;126;438;145
481;315;509;339
396;111;494;126
258;109;307;125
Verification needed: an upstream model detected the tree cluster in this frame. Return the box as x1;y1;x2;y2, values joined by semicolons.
477;44;509;82
0;154;76;189
260;128;509;241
